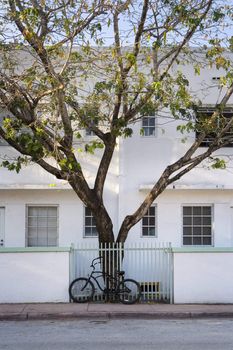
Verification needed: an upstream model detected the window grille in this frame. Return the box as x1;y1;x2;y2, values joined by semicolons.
84;207;98;237
26;206;58;247
196;107;233;147
85;119;98;136
142;206;156;237
141;116;156;136
183;205;212;246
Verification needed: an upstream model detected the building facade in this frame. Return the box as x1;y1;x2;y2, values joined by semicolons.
1;53;233;250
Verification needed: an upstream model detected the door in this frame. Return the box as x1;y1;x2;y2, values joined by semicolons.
0;207;5;247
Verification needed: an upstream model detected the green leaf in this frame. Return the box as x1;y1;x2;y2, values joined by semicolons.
126;53;136;65
213;10;225;22
194;64;200;76
123;128;133;138
211;158;226;169
140;128;145;136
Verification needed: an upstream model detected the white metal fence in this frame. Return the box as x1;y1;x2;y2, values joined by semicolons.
70;242;173;303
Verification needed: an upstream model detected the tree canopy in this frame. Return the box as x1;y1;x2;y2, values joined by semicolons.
0;0;233;243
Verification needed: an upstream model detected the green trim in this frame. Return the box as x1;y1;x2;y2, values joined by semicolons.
172;247;233;253
0;247;70;253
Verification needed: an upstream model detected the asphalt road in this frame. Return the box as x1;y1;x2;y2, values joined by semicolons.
1;318;233;350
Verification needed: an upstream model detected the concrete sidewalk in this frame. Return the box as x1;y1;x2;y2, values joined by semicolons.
1;303;233;320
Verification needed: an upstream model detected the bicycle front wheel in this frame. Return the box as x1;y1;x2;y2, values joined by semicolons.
118;279;141;304
69;278;95;303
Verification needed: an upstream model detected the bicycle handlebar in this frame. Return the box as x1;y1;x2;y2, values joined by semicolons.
90;256;103;269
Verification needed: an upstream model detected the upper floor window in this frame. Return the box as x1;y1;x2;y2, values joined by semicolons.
85;118;98;137
26;206;58;247
196;107;233;147
85;127;95;137
141;115;156;136
84;207;98;237
142;205;156;237
182;205;212;246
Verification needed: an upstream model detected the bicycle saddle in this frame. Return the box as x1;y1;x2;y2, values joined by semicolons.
118;270;125;276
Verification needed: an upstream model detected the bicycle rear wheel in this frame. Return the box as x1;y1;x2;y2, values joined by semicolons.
69;278;95;303
118;279;141;304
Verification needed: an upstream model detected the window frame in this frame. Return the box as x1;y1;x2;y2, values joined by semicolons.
25;204;59;247
83;206;98;238
141;204;157;238
181;204;214;247
85;127;96;137
196;107;233;147
141;113;157;137
85;118;99;137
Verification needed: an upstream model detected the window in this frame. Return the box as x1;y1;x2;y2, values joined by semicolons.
196;107;233;147
142;206;156;237
85;128;95;136
141;115;156;136
84;207;98;237
26;206;58;247
85;119;98;136
182;205;212;246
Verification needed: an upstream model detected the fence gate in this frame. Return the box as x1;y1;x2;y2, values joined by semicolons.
70;242;173;303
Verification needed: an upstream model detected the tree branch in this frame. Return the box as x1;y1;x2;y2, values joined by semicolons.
158;0;213;77
94;135;116;199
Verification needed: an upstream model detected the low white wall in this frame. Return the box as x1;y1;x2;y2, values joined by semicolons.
0;249;70;303
173;249;233;303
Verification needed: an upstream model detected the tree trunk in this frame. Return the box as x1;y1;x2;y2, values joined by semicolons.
92;205;115;300
100;242;124;302
93;205;115;244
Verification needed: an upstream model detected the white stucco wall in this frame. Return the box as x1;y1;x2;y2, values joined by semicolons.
0;250;70;303
0;188;118;247
0;143;119;188
2;187;232;247
1;176;233;247
121;189;233;247
173;251;233;303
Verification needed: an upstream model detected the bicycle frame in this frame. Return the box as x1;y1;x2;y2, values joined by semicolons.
86;257;123;295
88;270;122;294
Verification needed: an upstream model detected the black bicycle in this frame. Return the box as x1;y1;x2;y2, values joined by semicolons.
69;257;142;304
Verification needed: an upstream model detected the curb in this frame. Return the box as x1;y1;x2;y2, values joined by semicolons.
1;311;233;321
0;314;28;321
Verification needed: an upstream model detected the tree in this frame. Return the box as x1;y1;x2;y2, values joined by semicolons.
0;0;233;244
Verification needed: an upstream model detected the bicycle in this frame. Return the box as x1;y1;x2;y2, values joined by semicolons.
69;256;142;304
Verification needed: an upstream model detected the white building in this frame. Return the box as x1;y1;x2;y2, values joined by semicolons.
1;51;233;303
1;54;233;249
